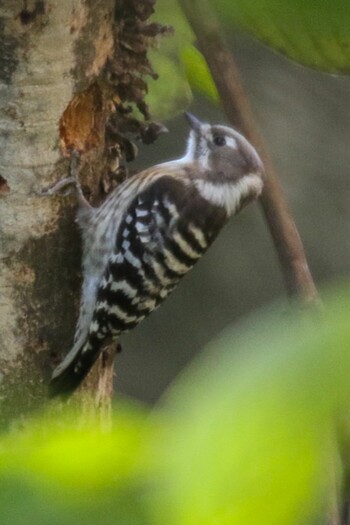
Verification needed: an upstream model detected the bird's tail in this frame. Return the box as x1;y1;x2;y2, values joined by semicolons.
49;336;103;398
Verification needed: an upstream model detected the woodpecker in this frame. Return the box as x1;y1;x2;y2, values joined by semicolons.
49;113;264;397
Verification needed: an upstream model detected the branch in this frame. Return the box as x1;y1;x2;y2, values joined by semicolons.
179;0;319;304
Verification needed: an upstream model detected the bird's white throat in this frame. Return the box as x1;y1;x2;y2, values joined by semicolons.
194;174;263;215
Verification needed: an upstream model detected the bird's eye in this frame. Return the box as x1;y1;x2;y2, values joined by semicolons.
213;135;226;146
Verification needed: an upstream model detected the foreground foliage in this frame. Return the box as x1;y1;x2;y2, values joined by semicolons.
1;283;350;524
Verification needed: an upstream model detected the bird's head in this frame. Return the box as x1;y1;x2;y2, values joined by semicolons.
183;113;264;215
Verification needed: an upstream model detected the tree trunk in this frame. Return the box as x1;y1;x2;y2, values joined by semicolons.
0;0;160;428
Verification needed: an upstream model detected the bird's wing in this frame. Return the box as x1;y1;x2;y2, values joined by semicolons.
73;164;191;346
88;173;227;340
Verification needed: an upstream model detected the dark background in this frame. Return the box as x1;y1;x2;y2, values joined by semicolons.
116;31;350;404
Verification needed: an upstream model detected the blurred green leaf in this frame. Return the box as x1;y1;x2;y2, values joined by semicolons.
148;0;350;118
214;0;350;73
0;403;151;525
146;49;193;120
151;284;350;525
147;0;219;119
181;46;220;105
146;0;193;119
153;0;194;44
3;284;350;525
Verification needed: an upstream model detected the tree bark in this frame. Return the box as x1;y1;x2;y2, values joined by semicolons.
0;0;117;428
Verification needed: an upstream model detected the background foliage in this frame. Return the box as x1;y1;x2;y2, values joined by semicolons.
148;0;350;120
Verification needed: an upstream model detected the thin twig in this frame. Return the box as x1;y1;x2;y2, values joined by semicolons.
179;0;319;304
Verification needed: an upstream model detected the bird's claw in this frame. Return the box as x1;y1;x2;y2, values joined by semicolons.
38;175;76;197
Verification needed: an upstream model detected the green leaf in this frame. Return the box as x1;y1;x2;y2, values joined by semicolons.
181;46;220;105
214;0;350;73
146;49;193;120
151;283;350;525
147;0;219;119
146;0;194;120
4;282;350;525
0;403;151;525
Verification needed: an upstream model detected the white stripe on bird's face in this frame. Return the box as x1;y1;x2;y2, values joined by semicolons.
194;173;263;216
222;136;237;150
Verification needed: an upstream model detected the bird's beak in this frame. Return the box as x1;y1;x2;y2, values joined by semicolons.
184;112;203;133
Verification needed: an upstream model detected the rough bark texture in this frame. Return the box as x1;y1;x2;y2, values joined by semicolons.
0;0;168;428
0;0;118;428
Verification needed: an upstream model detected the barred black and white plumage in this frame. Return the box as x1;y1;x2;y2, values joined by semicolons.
49;113;264;397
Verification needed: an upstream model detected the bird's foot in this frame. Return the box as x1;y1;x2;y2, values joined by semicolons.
38;175;76;197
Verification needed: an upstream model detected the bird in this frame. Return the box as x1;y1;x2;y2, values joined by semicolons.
49;113;264;397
